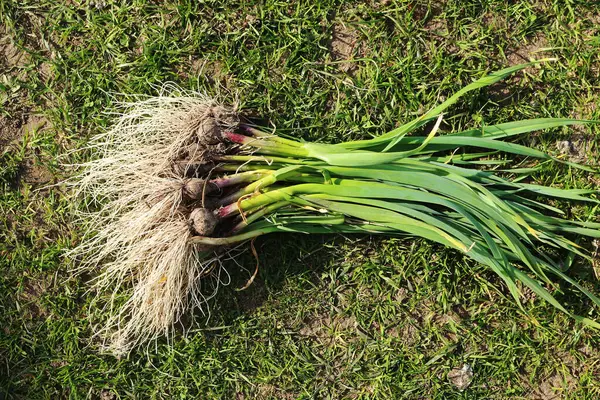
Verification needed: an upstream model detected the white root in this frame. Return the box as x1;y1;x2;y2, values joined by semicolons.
70;85;238;205
94;217;219;355
66;85;239;354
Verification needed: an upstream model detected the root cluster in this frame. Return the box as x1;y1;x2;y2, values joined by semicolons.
69;87;241;354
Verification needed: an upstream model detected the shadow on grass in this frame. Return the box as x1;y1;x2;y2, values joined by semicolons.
191;233;345;326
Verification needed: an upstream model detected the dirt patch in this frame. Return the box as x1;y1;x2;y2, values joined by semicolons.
386;320;419;347
21;161;53;185
562;101;599;166
234;278;268;314
555;137;593;164
0;30;31;71
22;114;49;136
1;113;53;185
506;34;550;66
370;0;392;9
524;351;581;399
482;12;508;31
38;61;53;83
187;58;232;86
532;372;577;399
329;23;362;74
18;276;50;319
409;1;445;23
394;287;408;302
555;102;598;166
574;100;598;120
254;384;296;400
20;114;53;185
0;26;37;153
578;342;594;357
424;17;448;35
298;313;359;344
448;364;474;391
0;114;25;151
99;389;116;400
50;360;68;368
420;12;459;56
419;1;449;33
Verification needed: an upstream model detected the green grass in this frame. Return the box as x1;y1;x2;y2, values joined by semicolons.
1;0;600;398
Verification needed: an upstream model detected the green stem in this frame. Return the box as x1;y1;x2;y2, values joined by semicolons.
214;154;308;165
189;228;276;245
224;132;309;157
242;125;304;148
210;170;272;189
191;216;347;245
231;201;291;233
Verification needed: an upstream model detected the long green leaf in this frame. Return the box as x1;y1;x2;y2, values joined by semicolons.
336;62;550;151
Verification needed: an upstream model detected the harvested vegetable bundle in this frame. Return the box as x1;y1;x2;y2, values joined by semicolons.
70;63;600;354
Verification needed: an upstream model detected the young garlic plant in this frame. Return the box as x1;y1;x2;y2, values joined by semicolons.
70;62;600;355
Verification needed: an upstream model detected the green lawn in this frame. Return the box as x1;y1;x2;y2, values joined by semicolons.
1;0;600;398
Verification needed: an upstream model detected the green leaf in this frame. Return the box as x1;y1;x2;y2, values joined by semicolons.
337;62;552;150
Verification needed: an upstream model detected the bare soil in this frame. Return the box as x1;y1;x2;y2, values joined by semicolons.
329;23;362;74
